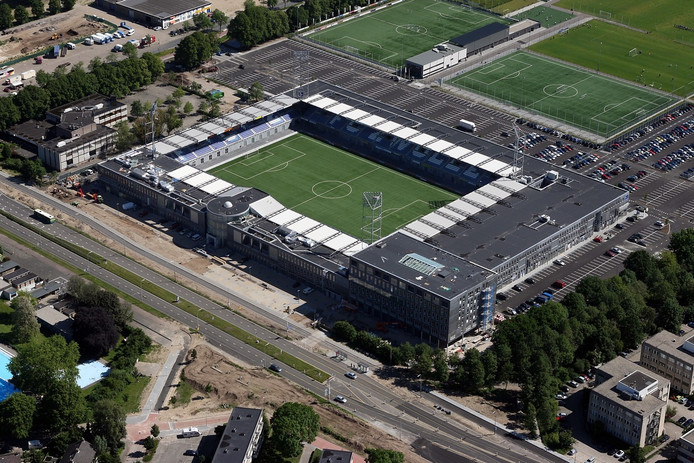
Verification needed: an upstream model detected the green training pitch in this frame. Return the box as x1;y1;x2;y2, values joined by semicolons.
511;6;574;28
449;51;678;137
555;0;694;42
209;134;460;238
306;0;506;68
531;20;694;98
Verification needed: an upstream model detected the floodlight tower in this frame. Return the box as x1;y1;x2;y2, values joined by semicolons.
362;192;383;244
511;122;524;180
293;50;310;100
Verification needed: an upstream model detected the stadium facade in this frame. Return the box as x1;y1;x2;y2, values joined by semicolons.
97;82;628;346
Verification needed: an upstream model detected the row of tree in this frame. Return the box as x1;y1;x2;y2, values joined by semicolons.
0;0;75;30
0;51;165;133
228;0;290;49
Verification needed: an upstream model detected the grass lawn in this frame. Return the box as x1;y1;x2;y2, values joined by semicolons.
209;134;459;238
0;300;12;344
555;0;694;42
449;51;677;137
307;0;505;67
122;376;150;413
511;5;574;28
531;20;694;97
489;0;538;14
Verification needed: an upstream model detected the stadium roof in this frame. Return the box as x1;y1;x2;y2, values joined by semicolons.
450;22;508;47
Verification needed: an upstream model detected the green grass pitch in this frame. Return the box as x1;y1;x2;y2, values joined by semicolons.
530;20;694;98
510;6;574;28
307;0;506;68
449;51;678;137
555;0;694;43
209;134;460;238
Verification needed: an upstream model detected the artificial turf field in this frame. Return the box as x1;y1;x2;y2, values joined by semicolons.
449;51;678;137
209;134;460;238
307;0;505;68
530;20;694;98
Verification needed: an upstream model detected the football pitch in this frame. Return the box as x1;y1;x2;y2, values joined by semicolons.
510;5;573;28
209;134;460;238
307;0;505;68
449;52;678;137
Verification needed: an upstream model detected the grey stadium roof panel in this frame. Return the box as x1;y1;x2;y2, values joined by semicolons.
117;0;211;19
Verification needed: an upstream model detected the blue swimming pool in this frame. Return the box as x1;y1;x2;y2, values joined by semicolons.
0;348;18;401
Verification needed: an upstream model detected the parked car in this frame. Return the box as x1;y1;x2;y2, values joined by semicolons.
554;259;566;266
614;450;625;458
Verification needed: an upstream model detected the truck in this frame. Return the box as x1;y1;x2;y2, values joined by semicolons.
20;70;36;80
92;33;107;44
120;21;134;32
83;37;94;46
66;42;76;50
5;76;22;86
52;44;61;58
458;119;476;132
60;45;67;57
181;428;200;438
121;202;136;211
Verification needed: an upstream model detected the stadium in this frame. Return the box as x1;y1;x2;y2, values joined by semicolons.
97;81;628;346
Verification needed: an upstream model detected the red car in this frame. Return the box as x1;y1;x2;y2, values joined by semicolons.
593;236;603;243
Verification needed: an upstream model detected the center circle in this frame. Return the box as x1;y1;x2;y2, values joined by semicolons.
542;84;579;98
395;24;427;36
312;180;353;199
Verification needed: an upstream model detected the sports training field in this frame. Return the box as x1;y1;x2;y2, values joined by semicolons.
511;5;573;28
531;20;694;98
449;52;677;137
209;134;459;238
307;0;505;68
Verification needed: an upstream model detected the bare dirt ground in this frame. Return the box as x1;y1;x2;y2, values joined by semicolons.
166;341;431;463
0;6;109;63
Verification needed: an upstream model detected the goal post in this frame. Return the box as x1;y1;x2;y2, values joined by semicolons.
628;48;639;57
344;45;361;56
599;10;611;20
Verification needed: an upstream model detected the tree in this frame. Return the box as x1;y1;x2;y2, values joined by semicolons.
14;5;29;25
365;448;405;463
271;403;319;457
164;105;182;135
193;13;213;31
267;0;278;9
332;320;357;342
211;9;228;31
140;52;165;81
90;399;126;453
151;424;160;437
0;393;36;439
13;85;51;120
122;42;138;60
115;121;135;151
31;0;44;19
73;306;120;359
131;100;145;117
48;0;61;15
670;229;694;273
174;31;218;70
62;0;77;11
249;82;264;102
38;377;88;432
459;348;485;393
19;158;47;184
0;4;12;30
11;295;40;344
9;335;80;396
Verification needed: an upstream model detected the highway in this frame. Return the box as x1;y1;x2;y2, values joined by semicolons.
0;177;568;463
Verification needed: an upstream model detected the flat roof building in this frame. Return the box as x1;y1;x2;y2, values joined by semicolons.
97;0;211;29
678;427;694;463
318;449;353;463
640;329;694;394
588;356;669;447
211;407;264;463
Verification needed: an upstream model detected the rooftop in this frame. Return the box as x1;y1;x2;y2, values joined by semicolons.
450;22;509;47
353;232;492;298
593;356;668;416
319;449;353;463
643;330;694;363
211;407;262;463
115;0;211;20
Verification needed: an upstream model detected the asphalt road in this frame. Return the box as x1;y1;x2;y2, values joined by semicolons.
0;178;570;463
